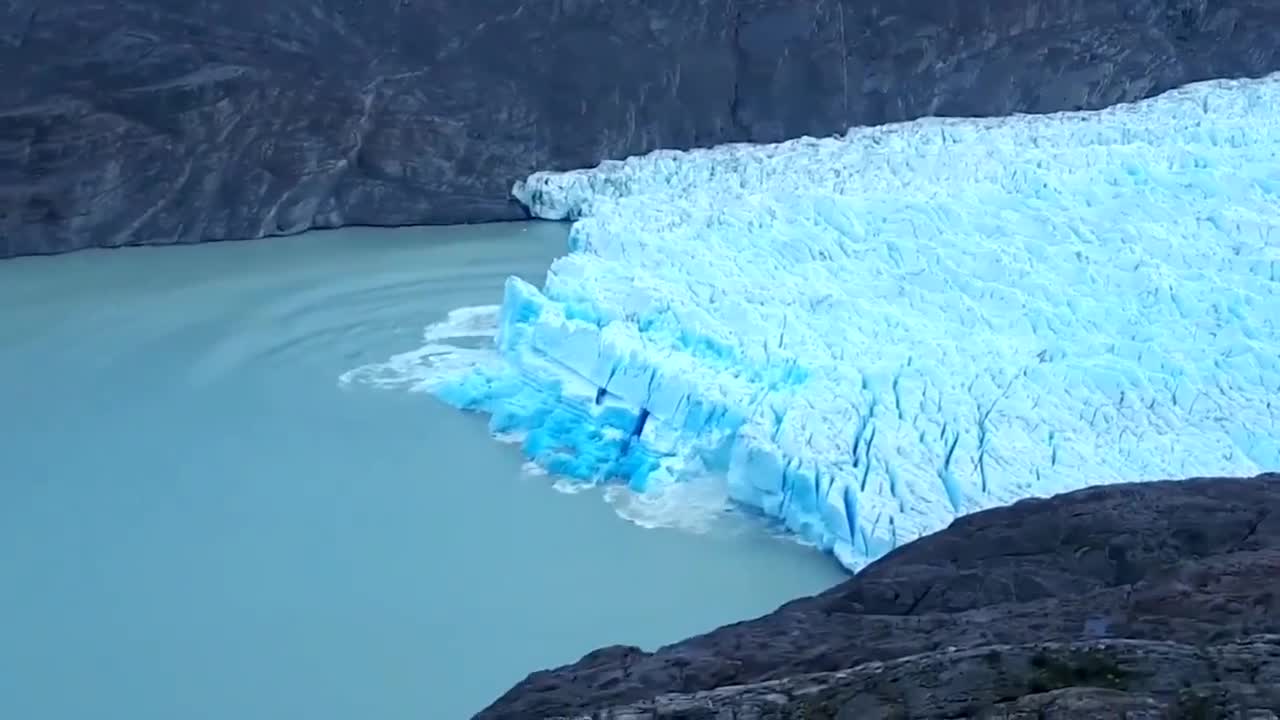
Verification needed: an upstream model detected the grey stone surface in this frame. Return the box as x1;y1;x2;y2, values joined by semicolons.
3;0;1280;257
559;638;1280;719
478;474;1280;719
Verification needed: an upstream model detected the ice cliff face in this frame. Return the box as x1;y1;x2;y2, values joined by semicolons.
352;74;1280;571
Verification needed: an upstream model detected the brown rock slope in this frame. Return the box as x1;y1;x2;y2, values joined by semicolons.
478;473;1280;719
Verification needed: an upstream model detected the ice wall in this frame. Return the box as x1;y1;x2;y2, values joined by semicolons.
423;75;1279;571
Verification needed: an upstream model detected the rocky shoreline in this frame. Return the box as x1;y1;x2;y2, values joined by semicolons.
478;474;1280;719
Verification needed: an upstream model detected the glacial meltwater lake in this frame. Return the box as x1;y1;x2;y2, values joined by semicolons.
0;222;844;720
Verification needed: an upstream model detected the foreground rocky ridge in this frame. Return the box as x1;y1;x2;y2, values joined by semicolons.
568;638;1280;719
479;474;1280;719
4;0;1280;257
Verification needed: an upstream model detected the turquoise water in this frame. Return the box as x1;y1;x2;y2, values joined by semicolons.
0;223;844;720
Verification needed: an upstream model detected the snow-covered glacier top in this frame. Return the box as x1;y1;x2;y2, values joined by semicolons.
356;74;1280;572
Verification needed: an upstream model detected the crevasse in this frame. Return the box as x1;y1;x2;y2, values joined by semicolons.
436;74;1280;571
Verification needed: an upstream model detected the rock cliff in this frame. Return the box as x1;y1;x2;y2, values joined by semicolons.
478;473;1280;719
4;0;1280;257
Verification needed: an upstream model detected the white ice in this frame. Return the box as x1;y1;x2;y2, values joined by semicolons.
355;74;1280;572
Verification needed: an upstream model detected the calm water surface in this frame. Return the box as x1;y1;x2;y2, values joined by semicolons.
0;223;843;719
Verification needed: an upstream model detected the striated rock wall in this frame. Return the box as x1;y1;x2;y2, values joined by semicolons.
478;473;1280;719
3;0;1280;257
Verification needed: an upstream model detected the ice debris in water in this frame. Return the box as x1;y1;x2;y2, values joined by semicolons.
403;74;1280;571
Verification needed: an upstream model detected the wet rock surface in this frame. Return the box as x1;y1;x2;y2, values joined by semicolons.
479;474;1280;719
4;0;1280;256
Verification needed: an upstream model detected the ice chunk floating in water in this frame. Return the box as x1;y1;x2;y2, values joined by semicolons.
348;74;1280;571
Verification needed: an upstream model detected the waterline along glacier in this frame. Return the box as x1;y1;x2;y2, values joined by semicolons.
347;75;1280;572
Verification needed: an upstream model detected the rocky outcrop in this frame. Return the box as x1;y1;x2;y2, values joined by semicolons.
478;473;1280;719
555;638;1280;719
4;0;1280;257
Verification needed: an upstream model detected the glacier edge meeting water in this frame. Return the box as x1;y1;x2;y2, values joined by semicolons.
347;74;1280;572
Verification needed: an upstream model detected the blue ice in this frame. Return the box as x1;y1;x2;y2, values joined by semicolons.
438;75;1280;571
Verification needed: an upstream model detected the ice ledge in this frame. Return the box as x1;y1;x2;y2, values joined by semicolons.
444;74;1280;571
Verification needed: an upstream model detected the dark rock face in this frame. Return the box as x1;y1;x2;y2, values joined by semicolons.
575;638;1280;719
4;1;1280;257
478;474;1280;719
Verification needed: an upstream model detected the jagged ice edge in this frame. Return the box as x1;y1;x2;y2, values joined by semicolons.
436;74;1280;572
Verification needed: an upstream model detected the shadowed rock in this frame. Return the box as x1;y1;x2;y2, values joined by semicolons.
478;473;1280;718
4;0;1280;256
564;638;1280;719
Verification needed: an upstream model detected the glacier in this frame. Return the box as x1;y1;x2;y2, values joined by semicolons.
351;74;1280;572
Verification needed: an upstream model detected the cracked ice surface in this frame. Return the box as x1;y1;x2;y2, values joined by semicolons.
437;75;1279;570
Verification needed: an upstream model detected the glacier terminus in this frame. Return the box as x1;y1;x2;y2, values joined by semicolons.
346;74;1280;572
